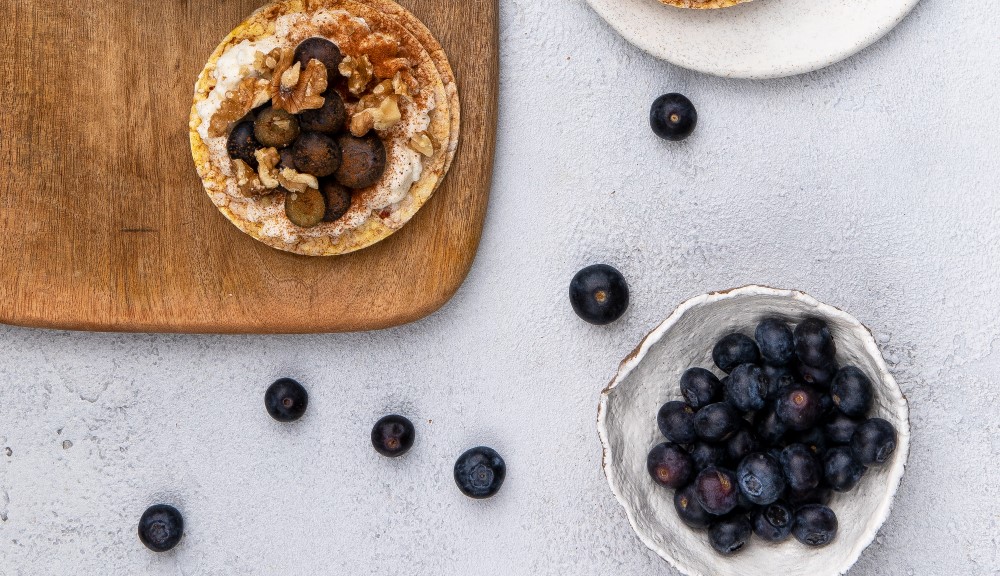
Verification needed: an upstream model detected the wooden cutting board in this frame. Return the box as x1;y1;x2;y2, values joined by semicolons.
0;0;497;333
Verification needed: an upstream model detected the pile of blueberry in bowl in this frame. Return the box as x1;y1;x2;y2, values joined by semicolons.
598;287;909;576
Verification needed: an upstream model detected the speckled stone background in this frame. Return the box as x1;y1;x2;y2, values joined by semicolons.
1;0;998;574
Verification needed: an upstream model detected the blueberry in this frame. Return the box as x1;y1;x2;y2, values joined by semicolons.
737;452;786;505
647;442;694;489
371;414;415;457
690;441;729;471
789;427;829;458
823;446;866;492
708;515;751;556
712;333;760;373
787;484;832;507
817;392;836;419
679;367;722;409
753;402;788;445
694;402;741;442
674;483;712;529
138;504;183;552
793;504;838;547
755;318;795;366
649;93;697;142
656;401;697;444
793;318;837;368
824;412;862;445
454;447;506;499
695;467;740;515
851;418;898;466
798;361;838;389
779;443;821;492
752;500;794;542
775;385;821;431
227;120;261;167
568;264;629;325
761;363;796;398
725;425;760;464
724;364;767;413
830;366;874;418
264;378;308;422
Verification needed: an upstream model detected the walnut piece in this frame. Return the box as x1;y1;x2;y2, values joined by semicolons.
254;148;282;190
209;77;270;137
278;168;319;194
232;159;267;197
339;54;374;96
350;94;401;137
270;48;327;114
409;132;434;157
253;48;284;79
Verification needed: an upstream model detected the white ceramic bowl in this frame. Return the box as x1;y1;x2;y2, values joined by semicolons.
598;286;910;576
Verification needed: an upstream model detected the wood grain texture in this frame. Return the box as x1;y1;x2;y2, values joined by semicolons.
0;0;497;333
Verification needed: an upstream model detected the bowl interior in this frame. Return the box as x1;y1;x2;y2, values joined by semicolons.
599;288;909;576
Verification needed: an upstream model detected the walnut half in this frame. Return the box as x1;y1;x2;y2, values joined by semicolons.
350;94;402;137
270;49;328;114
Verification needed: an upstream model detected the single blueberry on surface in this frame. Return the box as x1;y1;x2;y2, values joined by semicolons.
755;318;795;366
674;483;712;529
831;366;874;418
694;402;741;442
371;414;415;457
649;93;697;142
679;367;722;409
264;378;308;422
752;500;794;542
724;363;767;412
568;264;629;325
712;333;760;373
138;504;183;552
823;445;866;492
825;412;862;445
454;446;506;499
690;441;729;471
647;442;694;489
793;504;838;547
656;401;698;444
725;425;760;464
694;467;740;515
851;417;898;465
794;317;837;368
798;361;838;389
737;452;786;505
775;385;821;431
779;443;821;492
708;515;751;556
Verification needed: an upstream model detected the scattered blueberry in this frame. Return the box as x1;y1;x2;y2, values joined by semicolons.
798;361;838;389
775;385;821;431
824;412;862;445
647;442;694;489
708;515;751;555
649;93;697;142
679;367;722;409
793;317;837;368
830;366;874;418
737;452;786;505
656;401;698;444
694;402;741;442
264;378;308;422
454;447;506;499
755;318;795;366
138;504;183;552
752;500;794;542
725;363;767;412
823;446;866;492
793;504;838;547
712;333;760;373
371;414;415;457
694;467;740;515
568;264;629;325
779;444;821;492
851;418;898;466
674;483;712;529
690;441;729;472
725;425;760;464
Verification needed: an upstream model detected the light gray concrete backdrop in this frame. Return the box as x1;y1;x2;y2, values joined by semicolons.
1;0;998;574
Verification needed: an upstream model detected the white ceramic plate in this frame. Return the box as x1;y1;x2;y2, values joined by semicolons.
585;0;920;79
598;286;910;576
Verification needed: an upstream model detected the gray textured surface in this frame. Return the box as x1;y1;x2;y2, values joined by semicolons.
1;0;998;574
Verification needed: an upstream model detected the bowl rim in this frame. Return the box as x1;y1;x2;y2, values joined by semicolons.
597;285;911;576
